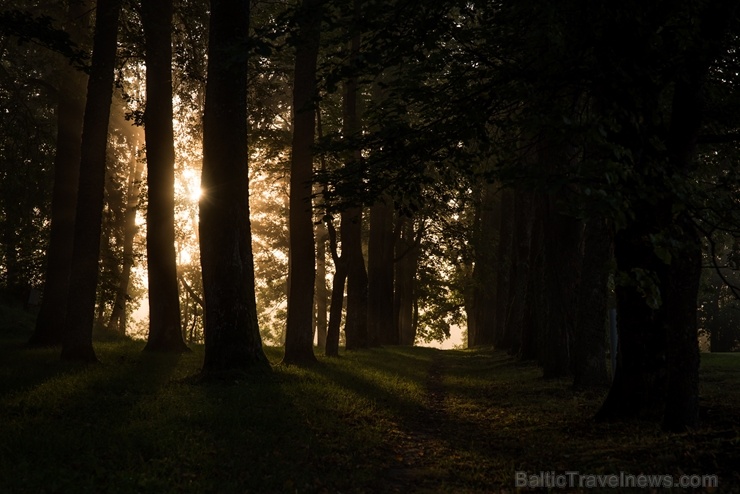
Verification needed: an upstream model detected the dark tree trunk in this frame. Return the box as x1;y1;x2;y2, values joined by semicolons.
661;70;707;431
540;193;583;378
519;193;546;361
61;0;122;362
283;0;321;365
199;0;269;374
141;0;189;353
662;219;701;431
340;13;368;350
315;223;328;350
492;188;514;348
107;148;144;334
367;199;395;345
29;0;89;347
343;207;368;350
596;218;667;422
572;216;611;389
468;183;499;347
597;2;734;428
506;191;533;354
394;218;420;346
325;220;346;357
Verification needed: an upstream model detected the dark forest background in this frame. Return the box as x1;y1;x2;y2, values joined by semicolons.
2;0;740;436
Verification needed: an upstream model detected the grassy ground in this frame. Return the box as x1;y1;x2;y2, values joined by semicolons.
1;306;738;493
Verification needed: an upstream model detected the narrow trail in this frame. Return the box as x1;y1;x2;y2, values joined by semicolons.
381;351;457;493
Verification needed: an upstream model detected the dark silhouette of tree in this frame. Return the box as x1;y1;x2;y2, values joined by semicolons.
61;0;122;362
141;0;189;353
467;183;499;348
340;1;368;350
315;223;329;349
199;0;269;375
572;216;611;389
283;0;322;365
28;0;89;347
324;218;347;357
367;198;395;345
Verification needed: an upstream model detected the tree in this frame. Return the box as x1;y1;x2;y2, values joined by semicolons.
141;0;189;353
283;0;322;365
26;0;89;346
340;0;368;350
315;222;329;349
467;183;499;348
61;0;122;362
367;198;395;345
394;216;422;346
572;216;611;388
106;127;144;334
199;0;269;374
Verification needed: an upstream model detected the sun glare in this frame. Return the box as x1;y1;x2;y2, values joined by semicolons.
181;167;202;202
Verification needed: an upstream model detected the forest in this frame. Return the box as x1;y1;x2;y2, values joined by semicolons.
1;0;740;491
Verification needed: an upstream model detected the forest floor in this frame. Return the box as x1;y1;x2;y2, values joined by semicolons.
1;303;739;493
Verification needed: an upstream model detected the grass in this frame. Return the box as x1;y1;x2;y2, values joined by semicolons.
0;308;738;493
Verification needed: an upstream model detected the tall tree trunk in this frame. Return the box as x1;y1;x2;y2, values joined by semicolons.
661;70;706;431
367;198;395;345
61;0;122;362
492;188;514;347
506;191;533;354
200;0;269;374
341;8;368;350
29;0;89;347
596;2;734;429
540;193;583;378
107;147;144;334
519;193;546;361
596;217;667;422
283;0;322;365
395;218;420;346
469;182;499;347
315;222;328;349
324;220;346;357
572;216;611;388
343;207;368;350
141;0;188;353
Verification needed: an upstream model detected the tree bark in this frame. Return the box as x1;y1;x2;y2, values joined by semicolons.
661;70;706;431
315;223;328;350
367;198;395;345
506;190;533;354
519;193;546;361
596;218;667;422
468;182;499;347
29;0;89;347
283;0;322;365
61;0;122;362
324;220;346;357
141;0;189;353
540;192;583;379
492;188;514;347
200;0;269;374
340;11;368;350
343;207;368;350
572;216;611;389
394;217;420;346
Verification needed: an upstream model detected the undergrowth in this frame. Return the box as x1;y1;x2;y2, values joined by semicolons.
0;311;738;493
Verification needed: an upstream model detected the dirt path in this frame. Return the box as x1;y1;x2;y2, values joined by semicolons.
380;351;458;493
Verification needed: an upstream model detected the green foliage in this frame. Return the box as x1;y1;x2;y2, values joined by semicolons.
0;25;58;298
0;8;89;70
